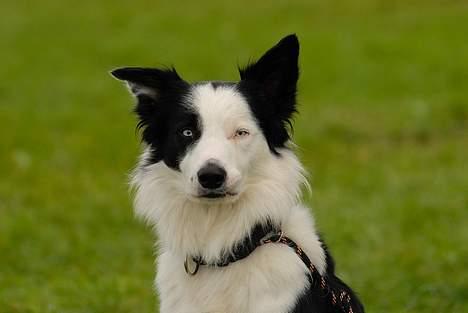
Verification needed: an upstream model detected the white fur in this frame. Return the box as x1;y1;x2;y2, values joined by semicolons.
131;84;326;313
180;84;262;199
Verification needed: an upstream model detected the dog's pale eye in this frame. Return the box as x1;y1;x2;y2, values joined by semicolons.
181;129;193;137
234;129;250;138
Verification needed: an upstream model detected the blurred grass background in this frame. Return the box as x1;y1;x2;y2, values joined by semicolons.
1;0;467;312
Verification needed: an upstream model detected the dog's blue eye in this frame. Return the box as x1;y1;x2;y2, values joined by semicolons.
182;129;193;137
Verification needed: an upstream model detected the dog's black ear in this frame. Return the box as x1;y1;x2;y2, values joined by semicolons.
110;67;186;100
111;67;190;152
239;34;299;105
238;34;299;152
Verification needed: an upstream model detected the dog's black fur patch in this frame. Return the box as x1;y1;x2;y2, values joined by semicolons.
237;34;299;154
111;67;201;169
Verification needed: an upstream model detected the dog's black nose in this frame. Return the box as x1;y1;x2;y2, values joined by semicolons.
197;163;226;190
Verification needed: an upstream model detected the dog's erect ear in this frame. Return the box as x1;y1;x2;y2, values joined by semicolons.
239;34;299;103
238;34;299;152
110;67;190;151
110;67;186;99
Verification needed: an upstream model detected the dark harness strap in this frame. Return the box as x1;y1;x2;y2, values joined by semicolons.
191;222;280;267
184;227;356;313
263;231;356;313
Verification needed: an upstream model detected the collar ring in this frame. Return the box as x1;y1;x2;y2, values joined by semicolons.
184;256;200;275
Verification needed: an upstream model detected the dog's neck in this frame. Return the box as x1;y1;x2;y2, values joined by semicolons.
131;148;307;263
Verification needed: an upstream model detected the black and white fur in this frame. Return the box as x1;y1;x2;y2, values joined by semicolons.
111;35;364;313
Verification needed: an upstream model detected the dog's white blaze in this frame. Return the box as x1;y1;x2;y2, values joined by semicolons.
181;83;265;196
131;83;326;313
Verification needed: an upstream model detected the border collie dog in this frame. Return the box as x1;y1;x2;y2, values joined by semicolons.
111;34;364;313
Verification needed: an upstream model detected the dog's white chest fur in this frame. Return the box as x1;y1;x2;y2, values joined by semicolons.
156;206;325;313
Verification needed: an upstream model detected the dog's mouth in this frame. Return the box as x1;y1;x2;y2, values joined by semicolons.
197;191;238;199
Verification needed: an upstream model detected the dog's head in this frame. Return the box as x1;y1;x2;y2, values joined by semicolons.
112;35;299;202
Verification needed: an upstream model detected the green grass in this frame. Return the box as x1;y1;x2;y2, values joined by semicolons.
1;0;467;312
